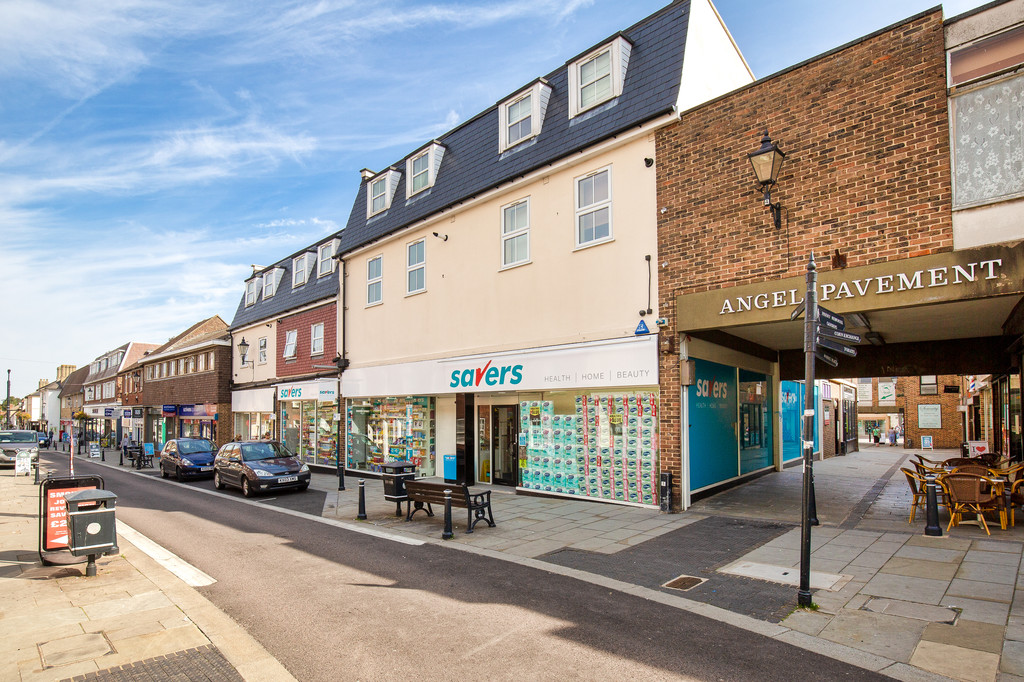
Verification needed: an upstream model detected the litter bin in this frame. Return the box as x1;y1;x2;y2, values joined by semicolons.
443;453;458;484
65;489;118;576
381;460;417;516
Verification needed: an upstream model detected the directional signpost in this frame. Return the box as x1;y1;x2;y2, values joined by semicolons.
790;257;865;608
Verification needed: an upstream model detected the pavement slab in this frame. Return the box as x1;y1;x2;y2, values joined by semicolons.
948;578;1016;604
819;609;928;662
910;640;1000;682
921;620;1006;654
863;572;951;605
863;598;958;624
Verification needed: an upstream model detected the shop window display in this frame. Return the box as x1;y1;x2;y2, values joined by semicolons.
518;391;659;506
282;399;339;466
346;397;435;476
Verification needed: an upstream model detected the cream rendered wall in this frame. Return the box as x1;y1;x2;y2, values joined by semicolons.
231;322;277;384
345;133;660;367
676;0;754;114
953;197;1024;249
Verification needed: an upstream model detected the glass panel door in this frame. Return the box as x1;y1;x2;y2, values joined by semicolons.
492;406;519;486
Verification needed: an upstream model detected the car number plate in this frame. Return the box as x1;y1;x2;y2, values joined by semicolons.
279;475;298;483
200;466;213;471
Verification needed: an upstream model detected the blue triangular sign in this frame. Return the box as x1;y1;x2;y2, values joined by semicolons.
635;320;650;335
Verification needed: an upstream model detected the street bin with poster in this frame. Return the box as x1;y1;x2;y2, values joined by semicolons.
381;460;417;516
39;474;106;566
65;489;118;576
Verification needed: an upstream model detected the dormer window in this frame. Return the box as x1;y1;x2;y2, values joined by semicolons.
245;276;261;306
292;253;315;288
405;142;445;198
567;35;631;118
318;239;340;278
263;268;284;298
367;168;401;217
498;80;552;153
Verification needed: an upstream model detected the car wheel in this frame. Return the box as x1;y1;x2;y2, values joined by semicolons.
160;463;169;479
175;466;184;481
214;471;225;490
241;476;256;497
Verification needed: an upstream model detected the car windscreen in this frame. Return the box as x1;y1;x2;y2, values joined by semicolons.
0;432;36;443
240;442;293;461
178;440;214;454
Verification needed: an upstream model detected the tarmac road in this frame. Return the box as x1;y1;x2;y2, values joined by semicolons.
52;454;885;681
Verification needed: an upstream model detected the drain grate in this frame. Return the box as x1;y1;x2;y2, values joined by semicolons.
662;574;706;591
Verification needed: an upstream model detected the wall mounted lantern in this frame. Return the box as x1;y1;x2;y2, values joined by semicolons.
748;129;786;229
237;337;251;367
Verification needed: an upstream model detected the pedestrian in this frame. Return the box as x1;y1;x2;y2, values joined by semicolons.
888;428;897;446
121;433;131;461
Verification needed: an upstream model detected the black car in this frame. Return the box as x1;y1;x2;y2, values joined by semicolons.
213;441;310;497
160;438;217;480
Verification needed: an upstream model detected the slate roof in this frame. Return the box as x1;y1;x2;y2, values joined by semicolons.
145;316;229;360
228;253;339;330
58;366;91;399
338;0;689;254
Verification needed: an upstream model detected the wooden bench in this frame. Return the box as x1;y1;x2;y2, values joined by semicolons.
403;479;495;533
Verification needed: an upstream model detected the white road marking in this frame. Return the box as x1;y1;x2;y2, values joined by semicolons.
117;522;217;587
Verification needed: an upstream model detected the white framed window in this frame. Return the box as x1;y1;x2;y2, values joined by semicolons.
311;323;324;355
501;197;530;268
498;81;551;152
406;239;425;294
245;277;260;306
367;255;383;306
146;366;153;380
283;330;297;358
263;268;284;298
186;356;195;373
567;35;631;118
86;387;94;401
317;240;339;278
198;353;206;371
257;337;267;364
208;352;215;370
575;166;612;248
367;168;401;217
405;143;445;198
920;375;938;396
293;254;310;288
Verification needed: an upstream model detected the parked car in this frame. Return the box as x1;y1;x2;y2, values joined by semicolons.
160;438;217;480
0;430;40;467
213;440;310;497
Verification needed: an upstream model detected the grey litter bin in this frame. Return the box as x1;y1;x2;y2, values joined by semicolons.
65;489;119;576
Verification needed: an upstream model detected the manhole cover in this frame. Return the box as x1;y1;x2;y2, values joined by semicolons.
663;575;705;591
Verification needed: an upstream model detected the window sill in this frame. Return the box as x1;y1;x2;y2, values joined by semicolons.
499;259;532;272
365;300;383;309
405;289;427;298
573;236;614;252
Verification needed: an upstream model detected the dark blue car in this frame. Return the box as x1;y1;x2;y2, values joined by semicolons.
159;438;217;480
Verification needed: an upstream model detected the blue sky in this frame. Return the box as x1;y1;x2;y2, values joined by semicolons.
0;0;993;398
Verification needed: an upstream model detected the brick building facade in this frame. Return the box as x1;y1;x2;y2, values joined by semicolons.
276;303;337;378
656;10;953;508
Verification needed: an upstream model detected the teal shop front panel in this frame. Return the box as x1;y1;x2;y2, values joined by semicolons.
781;380;818;462
688;359;738;490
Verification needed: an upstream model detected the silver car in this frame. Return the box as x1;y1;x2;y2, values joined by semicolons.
0;430;40;467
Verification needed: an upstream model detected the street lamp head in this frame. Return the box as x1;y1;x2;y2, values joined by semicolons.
237;337;249;362
747;129;786;229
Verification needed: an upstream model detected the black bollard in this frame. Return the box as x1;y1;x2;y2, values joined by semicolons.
442;489;454;540
101;447;105;462
924;475;943;537
357;479;367;520
85;553;97;577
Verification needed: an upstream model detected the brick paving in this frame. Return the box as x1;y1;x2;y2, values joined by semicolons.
61;646;242;682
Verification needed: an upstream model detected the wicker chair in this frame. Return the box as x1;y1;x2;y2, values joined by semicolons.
951;464;994;477
943;457;978;468
901;468;929;524
941;473;1006;535
913;454;944;468
997;464;1024;526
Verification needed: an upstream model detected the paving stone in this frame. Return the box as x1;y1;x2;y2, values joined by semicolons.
1007;616;1024;642
781;608;832;637
894;544;967;564
862;572;951;605
847;551;895;571
863;598;958;623
1004;640;1024;677
947;578;1016;604
906;535;972;551
958;561;1020;585
942;596;1011;626
921;619;1005;654
812;543;866;562
965;550;1024;567
39;633;111;668
880;557;960;581
818;609;926;662
910;640;1000;682
973;540;1023;554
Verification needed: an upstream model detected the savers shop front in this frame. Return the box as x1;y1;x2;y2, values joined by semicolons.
276;379;340;467
341;336;662;508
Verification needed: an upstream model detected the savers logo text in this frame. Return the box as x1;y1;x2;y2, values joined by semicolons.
449;360;523;388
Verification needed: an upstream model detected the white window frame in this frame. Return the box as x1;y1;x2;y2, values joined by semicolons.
198;353;206;371
283;330;298;359
311;323;324;356
574;166;613;249
404;143;445;198
406;239;426;295
500;197;531;269
263;268;283;299
367;255;383;307
567;35;631;118
498;81;551;152
245;277;260;306
292;254;310;288
367;168;401;217
317;240;339;278
257;337;268;364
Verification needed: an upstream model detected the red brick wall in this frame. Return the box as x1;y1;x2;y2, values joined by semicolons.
656;12;951;508
898;375;964;449
143;346;232;405
276;303;337;377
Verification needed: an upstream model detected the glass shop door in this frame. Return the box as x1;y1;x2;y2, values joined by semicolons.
492;405;519;487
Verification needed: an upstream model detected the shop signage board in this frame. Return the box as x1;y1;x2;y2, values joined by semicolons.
919;404;942;429
342;336;658;398
276;380;339;402
39;475;104;559
104;408;113;417
878;381;896;406
921;435;934;449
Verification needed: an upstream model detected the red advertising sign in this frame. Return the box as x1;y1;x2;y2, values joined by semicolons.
39;476;104;556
